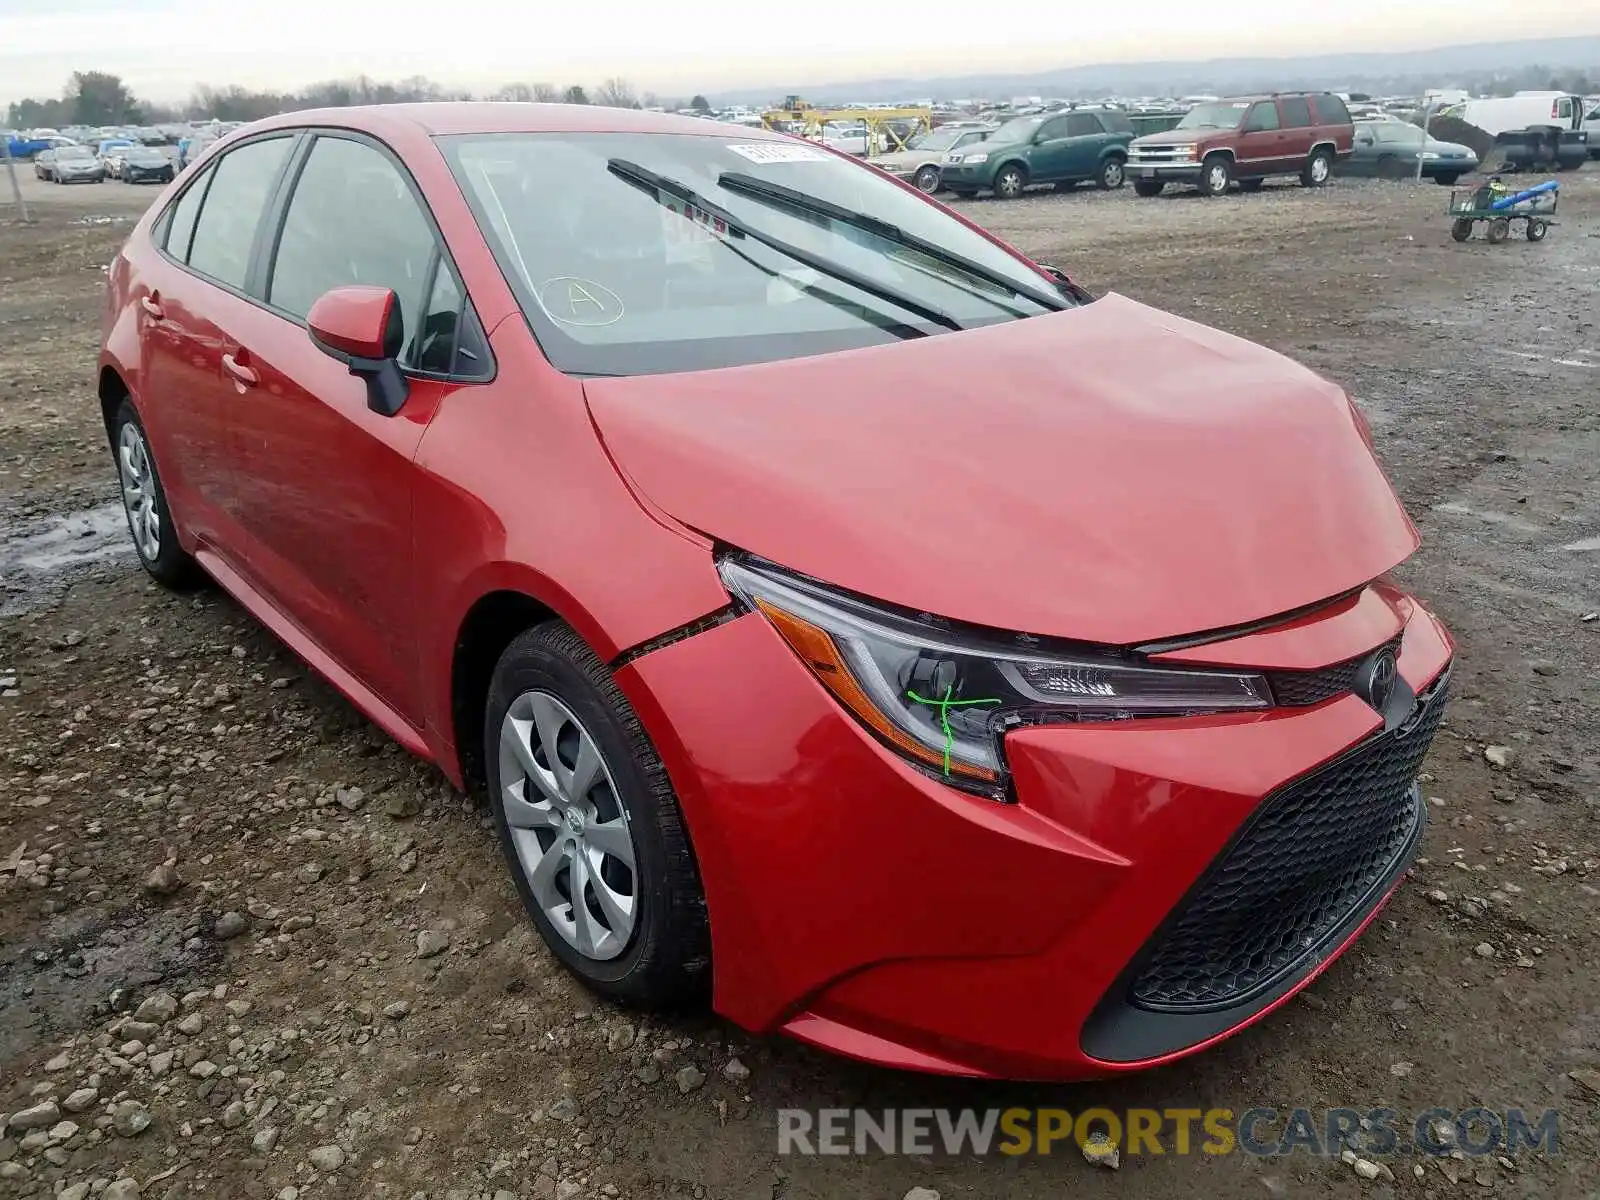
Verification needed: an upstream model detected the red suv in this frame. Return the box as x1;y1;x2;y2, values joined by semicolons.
98;104;1450;1081
1127;92;1355;196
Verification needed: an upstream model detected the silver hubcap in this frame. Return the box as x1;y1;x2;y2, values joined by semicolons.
1105;162;1123;186
1000;172;1021;196
498;691;637;962
1208;165;1227;192
916;169;938;192
117;422;160;561
1311;156;1329;182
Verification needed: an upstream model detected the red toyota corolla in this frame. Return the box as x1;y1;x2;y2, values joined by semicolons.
98;103;1451;1080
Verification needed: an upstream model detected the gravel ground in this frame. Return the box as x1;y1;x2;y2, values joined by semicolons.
2;166;1598;1200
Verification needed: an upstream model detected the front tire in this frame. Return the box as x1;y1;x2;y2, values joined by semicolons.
486;623;710;1008
994;163;1027;199
913;165;940;193
111;400;204;589
1097;157;1125;189
1200;154;1233;196
1451;218;1474;242
1302;147;1334;187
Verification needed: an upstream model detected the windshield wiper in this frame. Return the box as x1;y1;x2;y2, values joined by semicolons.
718;170;1070;315
605;158;963;334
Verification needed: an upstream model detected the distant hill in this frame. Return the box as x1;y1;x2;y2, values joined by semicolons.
713;36;1600;105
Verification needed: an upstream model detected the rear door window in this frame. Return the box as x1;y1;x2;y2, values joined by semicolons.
266;134;436;351
1280;98;1313;128
1066;113;1103;137
185;136;294;290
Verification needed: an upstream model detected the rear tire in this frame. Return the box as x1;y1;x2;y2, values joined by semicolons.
1451;218;1474;242
1200;154;1233;196
1133;179;1165;197
1486;217;1511;244
485;623;711;1009
1526;219;1548;242
1301;147;1334;187
111;400;205;590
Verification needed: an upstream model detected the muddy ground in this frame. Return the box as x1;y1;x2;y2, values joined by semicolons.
1;166;1598;1200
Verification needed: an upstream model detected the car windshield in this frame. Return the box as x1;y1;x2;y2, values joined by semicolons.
441;131;1067;377
1176;102;1250;130
56;146;93;160
907;128;964;152
988;116;1044;144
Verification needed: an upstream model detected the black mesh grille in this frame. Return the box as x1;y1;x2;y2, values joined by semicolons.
1129;674;1448;1012
1266;636;1403;707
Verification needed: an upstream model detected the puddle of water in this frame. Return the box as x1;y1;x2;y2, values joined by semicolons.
0;502;133;615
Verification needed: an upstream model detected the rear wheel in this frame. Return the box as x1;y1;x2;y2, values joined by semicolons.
1200;154;1233;196
111;400;204;589
1451;218;1475;242
1301;147;1334;187
486;623;710;1008
1097;157;1125;190
913;165;940;193
994;163;1028;199
1526;219;1548;242
1133;179;1165;198
1486;217;1511;244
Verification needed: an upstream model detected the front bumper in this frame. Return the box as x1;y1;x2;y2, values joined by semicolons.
938;161;997;190
619;582;1452;1080
1129;160;1203;183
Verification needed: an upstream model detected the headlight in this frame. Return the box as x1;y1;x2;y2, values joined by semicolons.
721;559;1270;794
1173;144;1197;160
1419;151;1440;160
958;151;988;164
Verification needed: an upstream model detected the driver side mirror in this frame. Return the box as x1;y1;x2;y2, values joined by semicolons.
307;285;410;417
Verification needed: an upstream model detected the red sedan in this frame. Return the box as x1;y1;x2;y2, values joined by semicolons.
97;103;1452;1080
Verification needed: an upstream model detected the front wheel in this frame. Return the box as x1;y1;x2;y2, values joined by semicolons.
1200;155;1233;196
913;165;940;193
1486;217;1511;244
1133;179;1165;198
1526;219;1548;242
111;401;204;589
486;623;711;1008
1451;218;1474;242
1301;148;1334;187
1097;157;1125;189
993;164;1027;199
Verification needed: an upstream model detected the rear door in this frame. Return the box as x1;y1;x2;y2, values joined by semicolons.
1062;112;1109;178
1236;101;1284;176
219;130;491;722
135;134;297;547
1277;96;1316;165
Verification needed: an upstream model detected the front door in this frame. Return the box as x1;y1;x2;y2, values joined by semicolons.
222;132;447;723
1236;101;1286;176
1026;115;1076;182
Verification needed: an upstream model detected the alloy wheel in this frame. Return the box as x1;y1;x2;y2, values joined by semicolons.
1206;163;1229;194
1310;155;1331;183
498;691;638;961
117;421;161;561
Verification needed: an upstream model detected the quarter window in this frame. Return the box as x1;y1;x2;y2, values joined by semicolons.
161;167;212;262
185;137;293;289
408;261;488;377
1280;98;1313;128
1244;102;1281;132
267;135;436;352
1313;94;1352;125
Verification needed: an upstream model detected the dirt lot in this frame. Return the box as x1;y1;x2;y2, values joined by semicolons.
2;165;1598;1200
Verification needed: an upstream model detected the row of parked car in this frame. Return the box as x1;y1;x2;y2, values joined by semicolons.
870;90;1495;199
32;139;176;185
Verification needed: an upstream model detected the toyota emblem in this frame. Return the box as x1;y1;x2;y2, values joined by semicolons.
1354;648;1399;713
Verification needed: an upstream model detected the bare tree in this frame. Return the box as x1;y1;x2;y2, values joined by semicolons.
492;82;535;102
594;77;639;109
532;82;561;102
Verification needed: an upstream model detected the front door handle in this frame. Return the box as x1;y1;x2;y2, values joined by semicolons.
140;295;163;319
222;353;258;388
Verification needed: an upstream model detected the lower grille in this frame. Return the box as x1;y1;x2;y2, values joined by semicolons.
1129;672;1448;1012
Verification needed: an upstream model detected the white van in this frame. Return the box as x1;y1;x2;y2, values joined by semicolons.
1441;91;1589;169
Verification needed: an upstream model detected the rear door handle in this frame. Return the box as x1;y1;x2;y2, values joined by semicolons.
221;353;258;388
140;295;163;319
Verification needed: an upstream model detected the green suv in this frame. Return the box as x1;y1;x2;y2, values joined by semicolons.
940;109;1136;198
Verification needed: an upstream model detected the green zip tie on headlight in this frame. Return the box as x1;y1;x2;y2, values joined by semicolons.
906;684;1002;777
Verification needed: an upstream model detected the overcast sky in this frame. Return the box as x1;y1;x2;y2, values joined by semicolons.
5;0;1600;107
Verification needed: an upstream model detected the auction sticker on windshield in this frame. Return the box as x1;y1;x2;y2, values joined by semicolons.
725;143;832;164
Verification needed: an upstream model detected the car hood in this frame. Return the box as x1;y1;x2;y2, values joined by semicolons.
1132;128;1227;146
583;294;1419;645
873;149;934;170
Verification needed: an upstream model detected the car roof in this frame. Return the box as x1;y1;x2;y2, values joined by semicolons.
245;103;790;141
